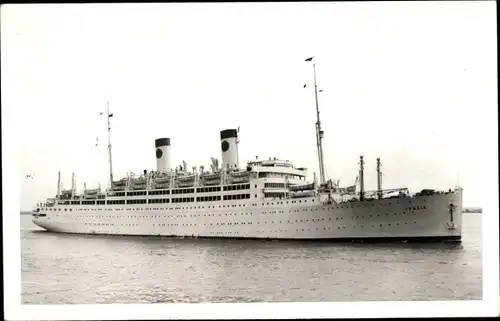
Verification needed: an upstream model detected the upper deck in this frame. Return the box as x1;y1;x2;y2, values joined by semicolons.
37;158;311;208
247;158;307;179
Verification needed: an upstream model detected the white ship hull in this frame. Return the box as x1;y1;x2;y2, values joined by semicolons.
32;189;462;241
33;62;464;243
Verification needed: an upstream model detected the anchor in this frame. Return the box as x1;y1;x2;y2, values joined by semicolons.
447;201;457;229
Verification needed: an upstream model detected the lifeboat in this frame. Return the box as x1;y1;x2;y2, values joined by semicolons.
131;177;147;185
84;189;99;195
178;181;195;187
153;183;170;189
230;170;250;177
203;179;221;186
155;176;171;183
201;173;221;180
61;189;72;195
112;178;126;186
84;194;97;199
231;176;250;183
177;174;195;182
111;185;125;191
289;183;315;191
290;190;315;198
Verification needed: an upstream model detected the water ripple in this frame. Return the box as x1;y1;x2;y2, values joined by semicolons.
21;214;482;304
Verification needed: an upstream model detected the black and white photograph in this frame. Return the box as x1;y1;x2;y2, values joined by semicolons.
2;1;498;320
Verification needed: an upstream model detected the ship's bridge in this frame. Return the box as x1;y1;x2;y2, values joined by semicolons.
247;157;307;181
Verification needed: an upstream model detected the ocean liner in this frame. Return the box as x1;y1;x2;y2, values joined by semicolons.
32;57;463;242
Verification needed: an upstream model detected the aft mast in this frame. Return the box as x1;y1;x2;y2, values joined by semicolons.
106;101;114;188
305;56;326;185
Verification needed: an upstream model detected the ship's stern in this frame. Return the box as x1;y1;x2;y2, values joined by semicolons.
31;207;51;231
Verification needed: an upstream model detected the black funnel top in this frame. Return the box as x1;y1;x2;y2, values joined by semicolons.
220;129;238;140
155;138;170;147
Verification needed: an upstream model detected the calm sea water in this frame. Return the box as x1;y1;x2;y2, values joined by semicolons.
21;214;482;304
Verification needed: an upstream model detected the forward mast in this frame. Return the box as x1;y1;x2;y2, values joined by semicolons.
305;56;327;186
106;101;114;189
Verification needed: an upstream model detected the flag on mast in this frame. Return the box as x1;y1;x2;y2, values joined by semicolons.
305;57;314;62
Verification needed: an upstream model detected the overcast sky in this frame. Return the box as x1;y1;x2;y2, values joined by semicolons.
2;2;496;210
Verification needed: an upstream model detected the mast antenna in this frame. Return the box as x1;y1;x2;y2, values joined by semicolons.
305;56;326;184
106;101;114;188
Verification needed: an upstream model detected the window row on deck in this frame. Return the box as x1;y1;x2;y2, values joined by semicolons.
197;195;222;202
172;188;195;195
197;186;221;193
107;184;251;197
223;194;251;200
264;192;287;198
264;183;287;188
223;184;251;191
58;193;252;205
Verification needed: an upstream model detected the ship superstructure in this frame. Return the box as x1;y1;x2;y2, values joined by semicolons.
32;58;463;241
